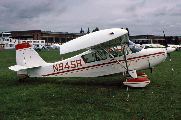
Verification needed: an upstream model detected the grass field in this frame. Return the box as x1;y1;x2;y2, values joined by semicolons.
0;49;180;119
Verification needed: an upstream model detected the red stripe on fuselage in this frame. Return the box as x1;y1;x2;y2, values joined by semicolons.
42;52;165;77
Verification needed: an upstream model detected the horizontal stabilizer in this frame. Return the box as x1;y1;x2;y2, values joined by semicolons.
9;65;41;71
9;42;47;72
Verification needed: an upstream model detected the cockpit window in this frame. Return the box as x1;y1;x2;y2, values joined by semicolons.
81;50;107;63
81;40;141;64
81;48;126;63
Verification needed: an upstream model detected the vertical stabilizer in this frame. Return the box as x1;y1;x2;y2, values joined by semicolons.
16;42;46;67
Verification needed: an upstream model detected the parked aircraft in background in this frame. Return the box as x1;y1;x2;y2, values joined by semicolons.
141;44;175;53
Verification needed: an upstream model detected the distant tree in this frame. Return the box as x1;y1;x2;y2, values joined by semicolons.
92;27;99;32
80;28;84;33
170;36;173;44
126;28;130;36
175;36;179;45
166;36;173;44
87;28;90;34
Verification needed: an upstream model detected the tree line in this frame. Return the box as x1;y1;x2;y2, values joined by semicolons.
80;27;99;34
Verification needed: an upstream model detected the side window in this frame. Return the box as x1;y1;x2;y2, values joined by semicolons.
82;53;96;63
95;50;107;61
109;50;124;58
81;50;107;63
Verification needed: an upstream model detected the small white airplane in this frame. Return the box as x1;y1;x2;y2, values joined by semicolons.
167;44;181;51
51;44;60;49
9;28;168;87
141;44;175;53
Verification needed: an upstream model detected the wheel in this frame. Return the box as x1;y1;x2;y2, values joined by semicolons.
19;78;24;82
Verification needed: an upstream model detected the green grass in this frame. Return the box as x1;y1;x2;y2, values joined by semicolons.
0;49;180;119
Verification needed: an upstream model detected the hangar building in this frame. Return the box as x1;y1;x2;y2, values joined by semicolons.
10;30;86;45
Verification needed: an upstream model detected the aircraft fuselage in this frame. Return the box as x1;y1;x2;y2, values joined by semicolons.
20;48;167;77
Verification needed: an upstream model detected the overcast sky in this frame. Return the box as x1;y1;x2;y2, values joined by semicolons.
0;0;181;36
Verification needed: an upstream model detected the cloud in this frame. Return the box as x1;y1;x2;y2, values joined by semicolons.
169;4;181;16
125;0;146;12
0;0;67;31
0;0;181;36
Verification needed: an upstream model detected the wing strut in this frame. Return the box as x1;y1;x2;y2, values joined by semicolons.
123;45;129;72
99;44;137;79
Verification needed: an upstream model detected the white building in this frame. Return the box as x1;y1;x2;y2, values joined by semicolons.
20;40;45;49
0;32;45;49
0;33;19;49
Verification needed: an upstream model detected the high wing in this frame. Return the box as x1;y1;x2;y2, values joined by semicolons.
60;28;128;55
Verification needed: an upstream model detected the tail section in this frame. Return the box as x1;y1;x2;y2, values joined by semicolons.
9;42;46;71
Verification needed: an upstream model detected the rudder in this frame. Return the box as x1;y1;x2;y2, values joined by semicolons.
16;42;46;67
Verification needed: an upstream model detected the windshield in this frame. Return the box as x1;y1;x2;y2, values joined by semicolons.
128;40;143;53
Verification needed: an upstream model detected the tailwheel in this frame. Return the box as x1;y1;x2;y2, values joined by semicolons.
19;78;24;82
19;76;29;82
